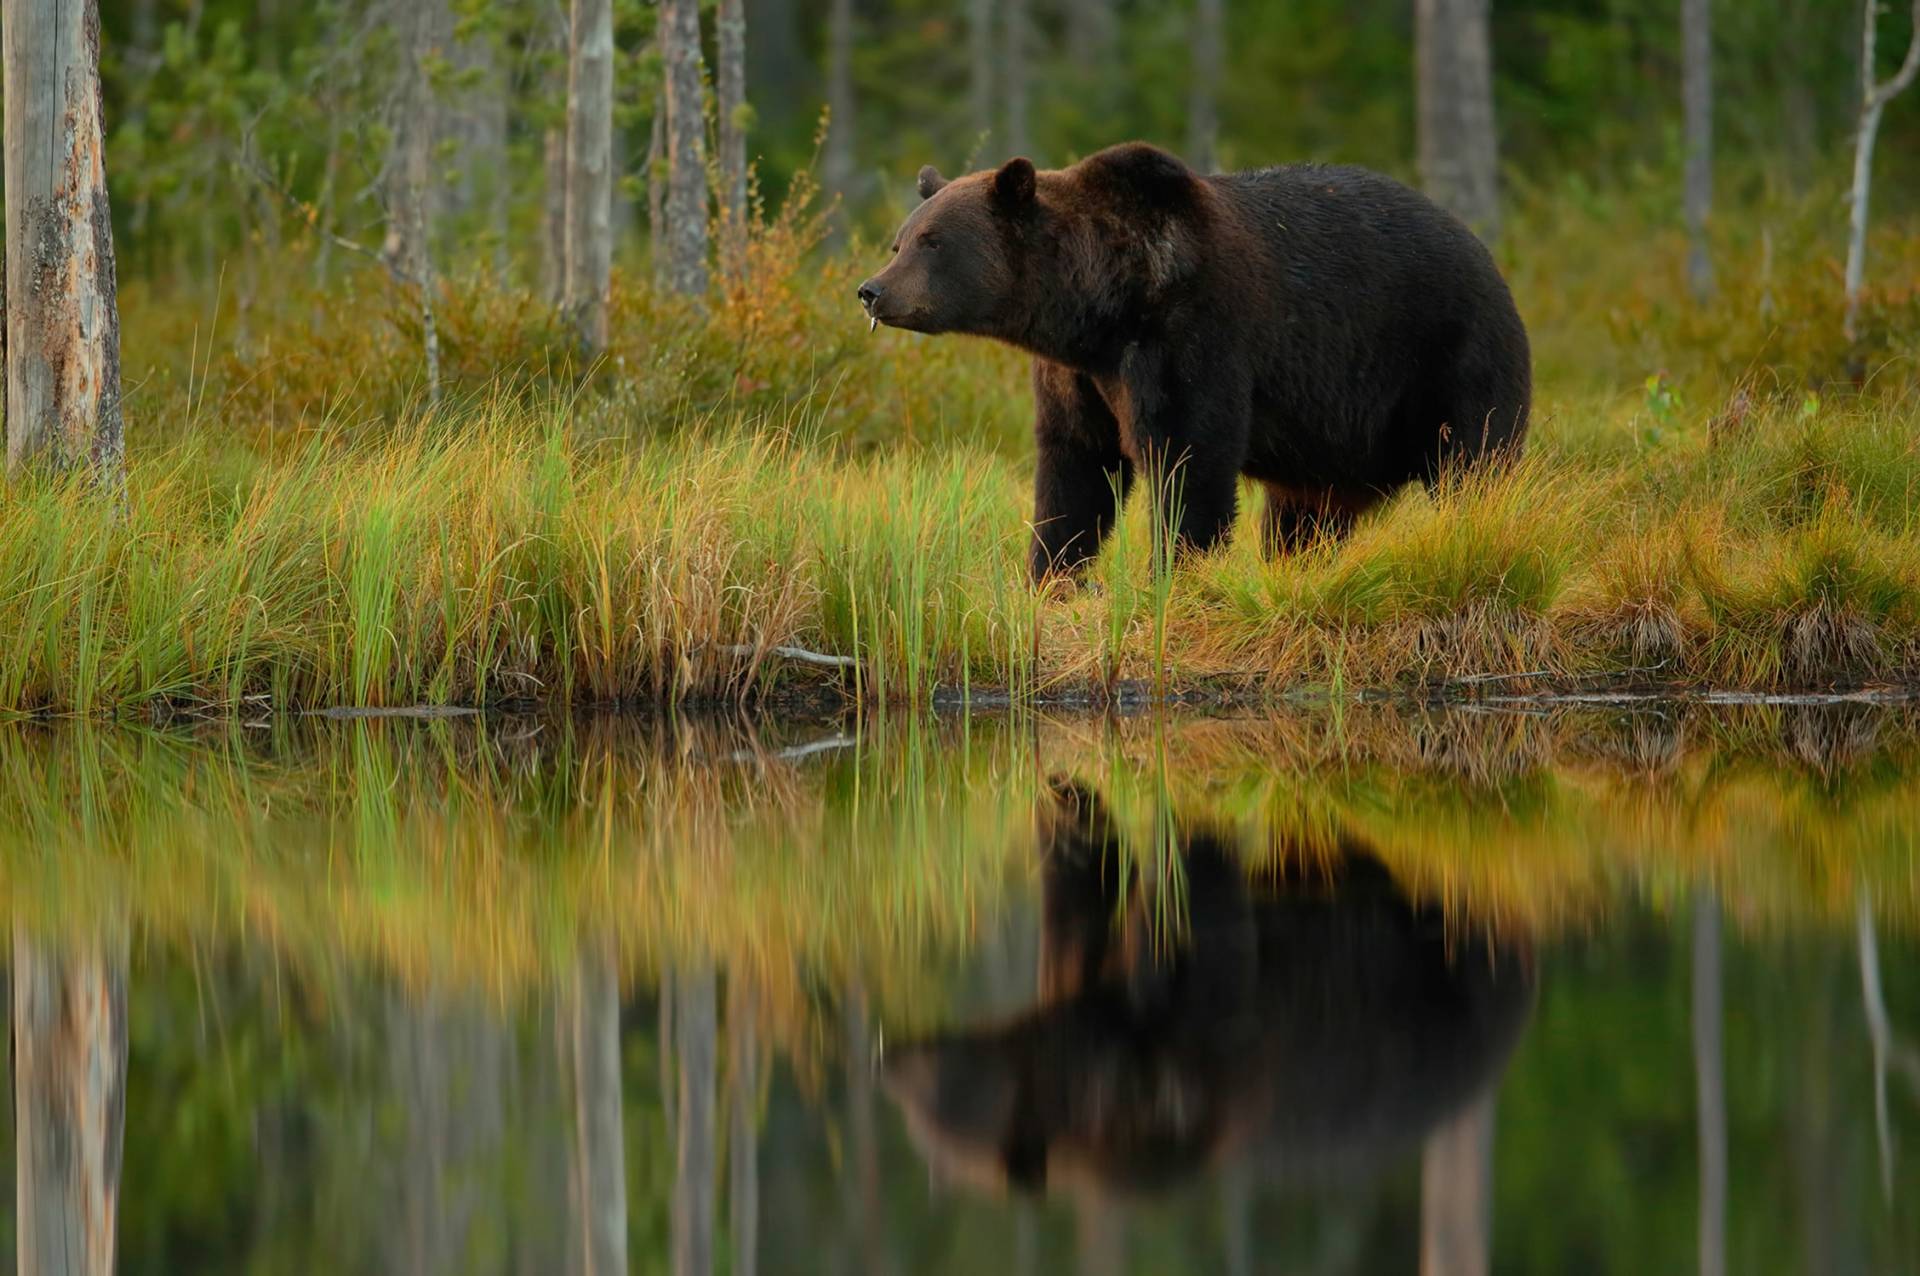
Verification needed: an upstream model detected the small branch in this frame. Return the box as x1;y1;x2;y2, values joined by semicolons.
716;642;860;671
725;734;859;764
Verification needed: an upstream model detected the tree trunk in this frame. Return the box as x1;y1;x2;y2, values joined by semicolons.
1067;0;1113;77
842;986;893;1276
568;949;627;1276
661;0;710;296
823;0;857;223
1002;0;1031;158
1187;0;1224;172
728;980;760;1276
13;929;128;1276
1415;0;1500;242
382;0;447;278
564;0;615;351
647;81;668;291
1843;0;1920;344
717;0;750;281
1420;1089;1495;1276
449;19;510;270
969;0;996;146
1682;0;1713;301
1693;893;1726;1276
3;0;126;483
673;966;716;1276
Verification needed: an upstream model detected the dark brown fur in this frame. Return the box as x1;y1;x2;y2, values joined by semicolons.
859;143;1533;581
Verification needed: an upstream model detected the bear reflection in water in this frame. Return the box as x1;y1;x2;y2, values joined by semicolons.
883;779;1534;1199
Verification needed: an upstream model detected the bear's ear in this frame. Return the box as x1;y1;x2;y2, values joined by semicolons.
917;165;949;200
992;157;1038;212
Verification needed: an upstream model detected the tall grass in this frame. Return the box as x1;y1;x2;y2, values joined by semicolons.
14;169;1920;713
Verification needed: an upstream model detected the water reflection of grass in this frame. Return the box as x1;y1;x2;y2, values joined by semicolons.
0;705;1915;1017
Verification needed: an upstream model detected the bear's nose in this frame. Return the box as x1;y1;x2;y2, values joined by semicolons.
857;281;882;310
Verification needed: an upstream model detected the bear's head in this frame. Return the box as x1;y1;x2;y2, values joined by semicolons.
855;157;1040;339
857;144;1209;364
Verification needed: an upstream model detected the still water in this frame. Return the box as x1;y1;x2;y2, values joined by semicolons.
2;704;1917;1274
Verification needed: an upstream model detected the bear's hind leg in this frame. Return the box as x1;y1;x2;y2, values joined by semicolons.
1261;484;1363;555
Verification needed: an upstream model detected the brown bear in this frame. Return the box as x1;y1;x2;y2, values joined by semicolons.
856;143;1532;581
881;779;1534;1197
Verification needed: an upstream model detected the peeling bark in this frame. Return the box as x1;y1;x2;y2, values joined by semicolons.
13;927;129;1276
567;947;627;1276
1415;0;1501;242
1683;0;1713;301
1187;0;1223;172
1420;1089;1496;1275
661;0;710;297
824;0;857;222
717;0;750;282
4;0;126;483
673;965;716;1276
564;0;615;351
728;980;760;1276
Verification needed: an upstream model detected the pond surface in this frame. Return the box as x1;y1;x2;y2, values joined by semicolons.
2;704;1917;1274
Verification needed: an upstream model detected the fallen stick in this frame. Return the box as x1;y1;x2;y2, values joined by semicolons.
717;643;860;670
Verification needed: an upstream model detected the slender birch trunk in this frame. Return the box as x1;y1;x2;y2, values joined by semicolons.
1682;0;1713;301
4;0;126;483
824;0;857;224
1188;0;1224;172
14;929;129;1276
1693;893;1727;1276
1420;1090;1496;1275
717;0;750;281
969;0;996;146
728;980;760;1276
564;0;615;351
1002;0;1031;158
673;966;717;1276
1843;0;1920;343
1415;0;1501;242
661;0;710;296
568;948;627;1276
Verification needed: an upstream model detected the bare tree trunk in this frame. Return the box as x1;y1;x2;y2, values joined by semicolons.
1067;0;1114;77
568;948;627;1276
661;0;710;296
1075;1195;1123;1276
382;0;446;276
4;0;127;483
969;0;996;146
1843;0;1920;344
1187;0;1224;172
13;929;128;1276
1693;893;1727;1276
1415;0;1501;242
824;0;857;223
449;21;510;270
1420;1090;1496;1276
673;966;717;1276
728;980;760;1276
1682;0;1713;301
1857;891;1920;1201
1002;0;1031;158
647;82;668;290
564;0;615;351
717;0;750;282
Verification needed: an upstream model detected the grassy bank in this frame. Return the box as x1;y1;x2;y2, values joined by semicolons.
8;175;1920;714
6;385;1920;715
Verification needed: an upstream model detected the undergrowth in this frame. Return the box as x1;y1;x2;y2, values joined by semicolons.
11;168;1920;715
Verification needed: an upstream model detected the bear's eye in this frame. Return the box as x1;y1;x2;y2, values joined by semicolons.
921;235;941;251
